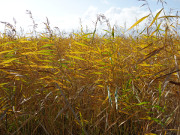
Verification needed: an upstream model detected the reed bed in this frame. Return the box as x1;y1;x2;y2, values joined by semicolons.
0;1;180;135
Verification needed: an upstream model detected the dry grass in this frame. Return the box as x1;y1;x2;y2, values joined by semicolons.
0;1;180;135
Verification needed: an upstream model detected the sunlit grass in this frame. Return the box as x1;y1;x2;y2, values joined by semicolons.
0;1;180;135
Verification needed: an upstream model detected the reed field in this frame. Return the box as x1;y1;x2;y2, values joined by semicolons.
0;1;180;135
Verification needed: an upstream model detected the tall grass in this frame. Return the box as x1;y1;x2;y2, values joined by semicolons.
0;1;180;134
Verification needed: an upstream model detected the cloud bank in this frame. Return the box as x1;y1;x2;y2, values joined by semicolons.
0;5;151;35
79;6;150;33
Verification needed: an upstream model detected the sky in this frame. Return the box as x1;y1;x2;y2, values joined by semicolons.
0;0;180;35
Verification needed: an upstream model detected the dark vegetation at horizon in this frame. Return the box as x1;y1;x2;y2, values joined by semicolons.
0;0;180;134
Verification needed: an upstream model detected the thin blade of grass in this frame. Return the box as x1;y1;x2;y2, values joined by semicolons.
137;46;164;64
55;83;88;135
128;14;150;31
149;8;163;28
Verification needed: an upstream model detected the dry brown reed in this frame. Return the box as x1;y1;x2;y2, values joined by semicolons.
0;0;180;134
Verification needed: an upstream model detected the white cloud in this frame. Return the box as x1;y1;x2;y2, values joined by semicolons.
101;0;109;5
82;6;99;21
80;6;150;32
80;6;100;30
0;5;151;35
49;15;80;32
105;7;149;28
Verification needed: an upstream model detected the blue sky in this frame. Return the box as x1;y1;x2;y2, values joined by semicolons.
0;0;180;34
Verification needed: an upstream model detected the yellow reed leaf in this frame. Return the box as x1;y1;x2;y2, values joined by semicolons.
102;96;109;105
0;50;14;55
74;41;88;47
139;63;151;67
128;14;150;31
149;8;163;28
1;58;17;64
